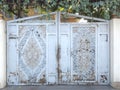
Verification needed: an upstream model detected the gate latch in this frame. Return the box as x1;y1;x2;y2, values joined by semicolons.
100;34;108;42
9;34;18;39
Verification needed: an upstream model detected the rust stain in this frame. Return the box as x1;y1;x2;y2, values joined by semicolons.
73;29;78;33
20;80;27;83
73;75;82;81
56;45;62;83
10;72;16;76
39;75;46;84
8;72;18;84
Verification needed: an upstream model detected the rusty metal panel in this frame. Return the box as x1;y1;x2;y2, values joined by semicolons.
71;25;97;83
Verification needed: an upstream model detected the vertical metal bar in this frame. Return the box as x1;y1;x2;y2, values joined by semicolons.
46;24;48;85
16;24;19;85
107;22;110;84
56;11;60;84
95;24;98;83
6;22;9;86
69;24;72;83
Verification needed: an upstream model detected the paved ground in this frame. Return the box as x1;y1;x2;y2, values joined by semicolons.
0;85;120;90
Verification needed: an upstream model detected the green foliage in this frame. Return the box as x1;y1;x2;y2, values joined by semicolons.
91;0;120;19
0;0;120;19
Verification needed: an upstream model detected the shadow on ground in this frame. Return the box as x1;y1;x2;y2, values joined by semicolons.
0;85;119;90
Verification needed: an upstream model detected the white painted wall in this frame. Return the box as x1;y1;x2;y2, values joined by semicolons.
110;18;120;88
0;19;6;88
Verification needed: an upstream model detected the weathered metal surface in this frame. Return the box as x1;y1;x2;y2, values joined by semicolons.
18;25;46;85
7;13;109;85
59;32;71;84
71;25;96;82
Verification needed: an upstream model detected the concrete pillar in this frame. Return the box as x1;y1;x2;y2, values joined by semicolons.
0;14;6;88
110;18;120;88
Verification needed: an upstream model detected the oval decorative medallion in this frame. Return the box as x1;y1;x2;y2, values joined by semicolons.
23;37;42;70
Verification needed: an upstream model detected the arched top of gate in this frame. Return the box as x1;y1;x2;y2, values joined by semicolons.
7;12;109;24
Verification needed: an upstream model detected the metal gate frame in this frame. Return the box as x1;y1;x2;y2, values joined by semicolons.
7;12;110;85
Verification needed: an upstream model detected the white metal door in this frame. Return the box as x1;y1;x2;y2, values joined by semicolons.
7;24;48;85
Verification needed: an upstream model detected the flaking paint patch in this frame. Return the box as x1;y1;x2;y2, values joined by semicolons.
39;75;46;84
8;72;17;84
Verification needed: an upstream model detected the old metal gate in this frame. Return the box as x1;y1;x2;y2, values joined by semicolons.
7;12;109;85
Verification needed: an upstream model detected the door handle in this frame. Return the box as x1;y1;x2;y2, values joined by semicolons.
100;34;108;42
9;36;18;39
9;34;18;39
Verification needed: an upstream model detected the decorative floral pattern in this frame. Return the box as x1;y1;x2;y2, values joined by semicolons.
18;25;46;85
72;26;96;82
23;37;42;70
